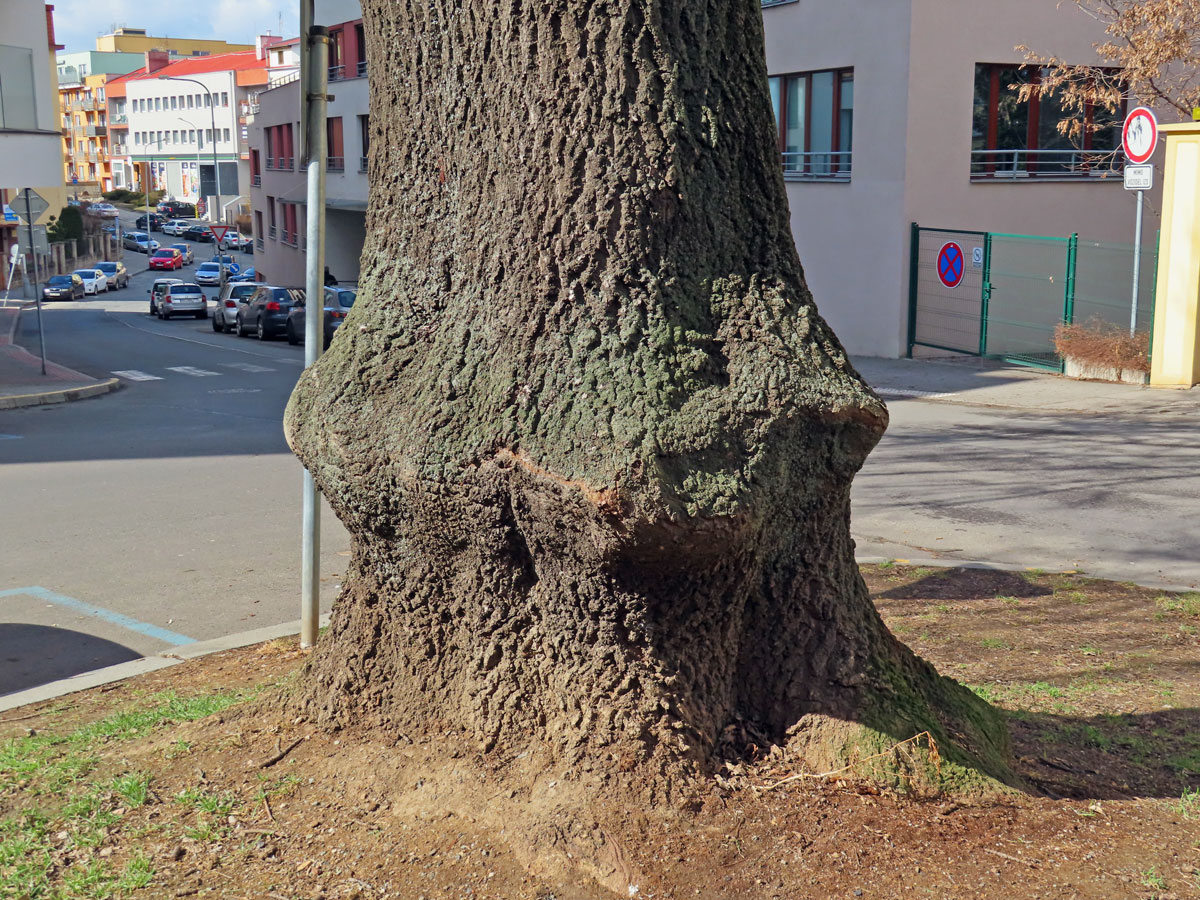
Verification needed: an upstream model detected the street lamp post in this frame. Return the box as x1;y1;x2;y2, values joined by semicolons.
159;75;224;292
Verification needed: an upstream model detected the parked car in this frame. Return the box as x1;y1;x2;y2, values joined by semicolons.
149;248;184;271
158;282;207;320
161;219;191;236
95;261;129;289
219;232;253;252
210;254;241;275
99;223;118;235
286;286;356;348
237;286;304;340
194;261;223;286
182;225;214;243
72;268;108;294
229;267;257;282
134;213;164;232
148;277;184;315
42;273;84;301
169;243;194;265
157;200;196;218
123;231;159;253
87;202;120;218
211;282;260;333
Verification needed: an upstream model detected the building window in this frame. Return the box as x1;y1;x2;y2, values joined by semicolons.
768;68;853;181
327;116;344;170
971;63;1124;179
358;114;369;171
172;130;179;143
223;128;230;142
221;92;229;107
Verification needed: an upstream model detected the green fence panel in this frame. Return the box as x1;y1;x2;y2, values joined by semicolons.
909;226;988;356
981;232;1071;370
1071;238;1157;335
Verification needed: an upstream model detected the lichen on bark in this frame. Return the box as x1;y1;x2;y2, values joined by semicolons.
285;0;1017;794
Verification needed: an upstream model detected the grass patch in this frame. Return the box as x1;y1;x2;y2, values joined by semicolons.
1156;593;1200;618
980;638;1009;650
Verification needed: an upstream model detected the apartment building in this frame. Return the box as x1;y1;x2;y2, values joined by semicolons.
114;50;270;222
248;0;367;287
761;0;1170;357
55;29;254;198
1;1;68;262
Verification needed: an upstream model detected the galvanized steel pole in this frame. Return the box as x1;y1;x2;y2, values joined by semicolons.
300;25;329;649
1130;188;1145;336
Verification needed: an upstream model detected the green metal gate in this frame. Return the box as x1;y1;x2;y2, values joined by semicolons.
908;224;1157;371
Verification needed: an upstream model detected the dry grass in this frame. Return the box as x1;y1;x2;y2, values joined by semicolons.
1054;318;1150;375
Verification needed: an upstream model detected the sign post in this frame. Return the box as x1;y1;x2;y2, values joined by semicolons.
19;188;49;374
1122;106;1158;335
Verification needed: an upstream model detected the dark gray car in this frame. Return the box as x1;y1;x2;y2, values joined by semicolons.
236;286;304;340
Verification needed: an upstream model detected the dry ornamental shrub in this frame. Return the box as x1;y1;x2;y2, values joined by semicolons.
1054;318;1151;375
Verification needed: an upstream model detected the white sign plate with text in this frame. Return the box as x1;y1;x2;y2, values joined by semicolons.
1124;164;1153;191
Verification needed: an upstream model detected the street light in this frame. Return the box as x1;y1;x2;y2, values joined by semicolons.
159;74;223;290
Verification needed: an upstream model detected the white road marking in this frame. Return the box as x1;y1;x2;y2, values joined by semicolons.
0;434;23;440
221;363;275;373
208;388;263;394
111;369;164;381
165;366;220;377
876;388;955;400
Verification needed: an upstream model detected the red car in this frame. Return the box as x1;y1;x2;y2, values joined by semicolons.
149;248;183;270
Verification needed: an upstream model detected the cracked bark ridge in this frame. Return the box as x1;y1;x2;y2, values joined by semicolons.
285;0;1015;794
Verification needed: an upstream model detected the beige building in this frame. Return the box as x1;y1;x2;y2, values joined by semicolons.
762;0;1169;358
1;1;68;262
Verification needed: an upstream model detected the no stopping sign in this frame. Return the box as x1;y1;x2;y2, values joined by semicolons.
937;241;965;289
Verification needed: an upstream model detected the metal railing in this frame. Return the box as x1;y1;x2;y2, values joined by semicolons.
356;60;367;78
269;225;277;239
285;156;294;170
256;237;264;251
327;156;344;172
970;148;1122;180
86;124;106;137
265;158;276;170
359;156;367;172
328;64;345;81
781;150;852;181
110;114;127;125
251;174;262;186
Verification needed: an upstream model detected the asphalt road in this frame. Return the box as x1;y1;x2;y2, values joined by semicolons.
852;398;1200;590
0;214;349;694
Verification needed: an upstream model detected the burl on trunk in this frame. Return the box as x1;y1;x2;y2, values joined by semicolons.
286;0;1014;792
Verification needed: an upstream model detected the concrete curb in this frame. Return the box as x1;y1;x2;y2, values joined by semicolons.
0;614;331;716
0;377;121;410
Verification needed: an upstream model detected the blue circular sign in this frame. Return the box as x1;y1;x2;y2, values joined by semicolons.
937;241;965;289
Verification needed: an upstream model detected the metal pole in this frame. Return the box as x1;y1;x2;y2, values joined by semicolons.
24;191;46;375
1130;189;1145;335
300;25;330;650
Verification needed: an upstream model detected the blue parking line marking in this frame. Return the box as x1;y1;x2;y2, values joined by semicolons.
0;586;195;646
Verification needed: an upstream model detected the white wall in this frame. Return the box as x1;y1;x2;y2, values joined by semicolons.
0;0;65;192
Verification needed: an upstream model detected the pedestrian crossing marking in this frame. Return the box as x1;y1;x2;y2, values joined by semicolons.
222;363;275;373
111;370;164;381
165;366;220;377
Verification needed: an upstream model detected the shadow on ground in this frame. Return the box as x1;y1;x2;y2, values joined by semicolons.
0;624;141;695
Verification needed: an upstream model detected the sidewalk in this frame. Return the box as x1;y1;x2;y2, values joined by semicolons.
853;354;1199;415
0;304;119;410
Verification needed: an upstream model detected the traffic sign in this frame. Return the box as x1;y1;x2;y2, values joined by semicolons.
208;224;230;244
1124;164;1154;191
2;204;16;223
15;188;49;223
936;241;965;289
1122;107;1158;165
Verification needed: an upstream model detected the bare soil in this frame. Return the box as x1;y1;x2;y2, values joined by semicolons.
3;564;1198;899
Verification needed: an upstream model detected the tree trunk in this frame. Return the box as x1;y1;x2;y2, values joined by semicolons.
286;0;1014;793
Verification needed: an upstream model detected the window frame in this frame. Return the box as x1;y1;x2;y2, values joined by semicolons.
768;66;854;182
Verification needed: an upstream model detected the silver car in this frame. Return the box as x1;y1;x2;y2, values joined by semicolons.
194;261;222;286
158;282;208;320
148;277;184;315
211;281;260;333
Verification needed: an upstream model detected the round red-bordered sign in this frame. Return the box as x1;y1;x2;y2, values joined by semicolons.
1122;107;1158;165
936;241;965;289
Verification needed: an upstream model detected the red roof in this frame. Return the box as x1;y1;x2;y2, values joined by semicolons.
125;51;267;82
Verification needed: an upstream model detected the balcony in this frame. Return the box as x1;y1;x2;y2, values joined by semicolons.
359;156;367;173
327;156;344;172
269;225;277;240
251;174;262;186
781;150;852;182
110;114;127;126
328;64;345;81
356;60;367;78
969;148;1122;181
80;99;96;111
86;124;106;137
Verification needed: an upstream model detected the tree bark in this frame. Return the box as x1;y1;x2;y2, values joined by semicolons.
286;0;1014;793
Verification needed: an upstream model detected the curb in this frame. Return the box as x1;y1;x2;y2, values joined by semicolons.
0;377;121;410
0;614;331;716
